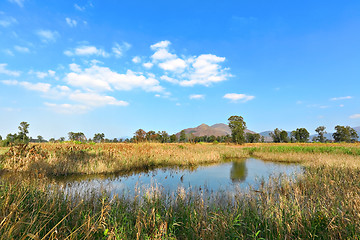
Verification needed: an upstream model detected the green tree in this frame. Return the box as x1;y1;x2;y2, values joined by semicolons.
93;133;105;143
146;131;157;142
270;128;283;143
228;115;246;144
18;121;30;143
0;135;2;141
315;126;327;143
279;130;289;143
37;135;44;143
333;125;358;142
169;134;177;143
179;130;186;143
245;133;261;143
291;128;310;143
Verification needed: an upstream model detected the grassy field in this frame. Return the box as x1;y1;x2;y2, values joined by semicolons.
0;142;249;176
1;142;360;239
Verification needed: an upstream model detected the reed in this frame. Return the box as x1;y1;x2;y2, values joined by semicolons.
0;143;248;176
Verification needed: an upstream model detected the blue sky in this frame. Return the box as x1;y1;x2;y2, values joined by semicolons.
1;0;360;139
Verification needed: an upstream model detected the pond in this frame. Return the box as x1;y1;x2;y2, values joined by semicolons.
53;158;303;197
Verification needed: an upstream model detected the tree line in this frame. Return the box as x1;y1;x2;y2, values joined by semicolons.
0;118;358;146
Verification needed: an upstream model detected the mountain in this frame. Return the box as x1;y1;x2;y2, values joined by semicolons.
176;123;256;137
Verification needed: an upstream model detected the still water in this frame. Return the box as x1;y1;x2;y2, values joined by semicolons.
54;158;302;197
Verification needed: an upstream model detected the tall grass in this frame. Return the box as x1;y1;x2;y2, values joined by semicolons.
1;164;360;239
0;143;248;176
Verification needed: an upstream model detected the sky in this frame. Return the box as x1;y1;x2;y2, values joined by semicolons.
1;0;360;140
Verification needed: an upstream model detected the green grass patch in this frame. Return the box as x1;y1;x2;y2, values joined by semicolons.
244;145;360;155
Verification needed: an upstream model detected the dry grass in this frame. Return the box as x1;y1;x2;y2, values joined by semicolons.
0;142;248;176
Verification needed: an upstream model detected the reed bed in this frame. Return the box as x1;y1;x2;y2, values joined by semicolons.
0;164;360;239
0;143;248;176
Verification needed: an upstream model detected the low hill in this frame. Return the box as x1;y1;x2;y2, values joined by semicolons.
176;123;256;137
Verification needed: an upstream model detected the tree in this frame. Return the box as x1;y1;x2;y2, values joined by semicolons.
134;129;146;142
146;131;157;142
291;128;310;143
18;121;30;143
158;131;169;143
228;115;246;144
37;135;44;143
333;125;358;142
169;134;177;143
93;133;105;143
68;132;86;142
0;135;2;141
245;133;261;143
315;126;327;143
179;130;186;143
270;128;288;143
58;137;65;142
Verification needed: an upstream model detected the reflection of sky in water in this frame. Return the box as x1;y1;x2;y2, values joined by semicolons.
55;158;303;197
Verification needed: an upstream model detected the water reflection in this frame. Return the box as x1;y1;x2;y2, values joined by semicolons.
0;158;303;197
230;161;247;182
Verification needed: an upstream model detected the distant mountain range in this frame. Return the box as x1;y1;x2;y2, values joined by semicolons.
176;124;360;141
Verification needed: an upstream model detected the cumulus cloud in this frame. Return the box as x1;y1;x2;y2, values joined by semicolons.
223;93;255;102
64;63;164;93
69;91;129;107
189;94;205;100
149;40;230;86
350;114;360;119
14;45;30;53
2;79;51;92
0;16;17;27
112;42;131;58
143;62;153;69
0;63;21;76
8;0;25;7
28;69;56;79
45;103;90;114
36;30;59;43
65;17;77;27
65;46;109;57
132;56;141;63
330;96;352;101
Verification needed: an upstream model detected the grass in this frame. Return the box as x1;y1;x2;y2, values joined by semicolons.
0;142;248;176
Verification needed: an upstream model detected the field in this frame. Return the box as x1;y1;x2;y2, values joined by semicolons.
1;143;360;239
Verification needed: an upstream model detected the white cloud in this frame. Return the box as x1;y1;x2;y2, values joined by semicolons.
159;58;187;72
65;64;164;92
350;114;360;119
132;56;141;63
14;45;30;53
112;42;131;58
45;103;90;114
74;4;85;11
69;91;129;107
143;62;153;69
150;40;171;50
65;17;77;27
8;0;25;7
339;104;344;107
160;75;179;84
28;69;56;79
330;96;352;101
151;48;176;61
65;46;109;57
36;30;59;43
0;63;21;76
223;93;255;102
69;63;82;72
2;79;51;92
148;41;230;86
189;94;205;100
0;16;17;27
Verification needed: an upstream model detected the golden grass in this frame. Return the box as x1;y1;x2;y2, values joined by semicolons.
0;142;249;176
